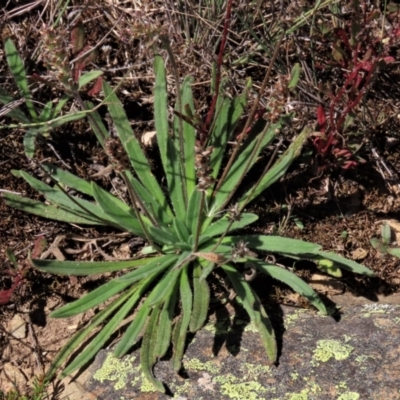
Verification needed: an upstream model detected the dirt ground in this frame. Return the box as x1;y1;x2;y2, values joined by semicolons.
2;0;400;398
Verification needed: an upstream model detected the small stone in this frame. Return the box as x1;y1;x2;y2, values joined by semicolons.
7;314;26;339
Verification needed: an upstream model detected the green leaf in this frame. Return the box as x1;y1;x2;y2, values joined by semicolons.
85;101;109;146
186;189;202;235
190;262;210;332
42;163;93;196
240;125;310;206
102;81;173;220
173;218;190;242
257;262;327;314
179;76;196;199
224;235;322;256
5;38;38;120
38;101;53;122
32;257;156;276
288;63;301;89
147;225;180;246
0;88;30;122
52;95;70;119
145;267;181;307
61;284;140;377
140;306;165;393
211;121;277;213
387;247;400;258
382;223;392;245
203;213;258;237
78;70;103;89
222;264;277;362
51;279;132;318
92;182;145;235
47;285;135;380
171;265;192;371
316;259;342;278
2;193;103;225
154;283;179;358
313;251;376;277
23;129;39;158
154;55;186;220
117;254;176;284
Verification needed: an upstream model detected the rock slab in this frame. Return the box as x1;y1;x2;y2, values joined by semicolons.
68;302;400;400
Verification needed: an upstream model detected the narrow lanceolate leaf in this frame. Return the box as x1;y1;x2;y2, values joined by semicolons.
61;284;140;378
179;76;196;199
224;235;322;257
102;81;173;220
173;218;190;242
186;189;202;235
154;282;179;358
147;226;180;246
288;63;301;89
50;279;133;318
32;257;156;276
2;193;103;225
190;262;210;332
0;88;29;122
311;251;376;277
140;306;165;393
211;121;278;214
222;264;277;362
154;56;186;220
92;182;145;235
209;91;246;181
256;263;327;314
18;171;114;226
5;38;38;120
85;101;109;146
78;70;103;89
203;213;258;238
42;163;93;196
145;267;181;307
240;126;310;205
46;284;136;380
171;265;192;371
23;129;39;158
38;101;53;122
117;254;176;284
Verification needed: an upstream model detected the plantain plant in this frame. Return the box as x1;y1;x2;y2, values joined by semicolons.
3;55;375;392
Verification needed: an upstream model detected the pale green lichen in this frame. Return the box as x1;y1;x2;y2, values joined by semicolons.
313;339;353;362
172;380;192;397
394;317;400;324
140;375;156;392
290;372;299;380
337;392;360;400
93;353;137;391
184;357;220;374
220;381;265;400
336;381;348;390
287;388;309;400
241;363;271;379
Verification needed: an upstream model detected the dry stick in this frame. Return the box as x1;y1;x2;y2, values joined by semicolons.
213;32;285;203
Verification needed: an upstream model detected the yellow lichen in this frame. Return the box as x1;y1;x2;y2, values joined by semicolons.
287;388;309;400
220;381;265;400
140;375;156;392
184;357;220;374
93;353;136;391
313;339;353;362
337;392;360;400
241;363;271;379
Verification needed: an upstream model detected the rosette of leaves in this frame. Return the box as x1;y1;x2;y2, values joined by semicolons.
3;56;375;392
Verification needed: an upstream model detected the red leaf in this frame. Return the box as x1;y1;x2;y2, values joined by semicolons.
87;77;103;97
0;288;13;305
317;105;327;132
